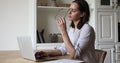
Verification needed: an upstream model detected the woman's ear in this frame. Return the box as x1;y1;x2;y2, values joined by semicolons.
80;12;85;17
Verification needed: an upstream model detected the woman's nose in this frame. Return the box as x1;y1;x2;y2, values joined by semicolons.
68;10;71;14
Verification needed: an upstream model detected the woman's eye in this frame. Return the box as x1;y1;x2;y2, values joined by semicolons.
68;8;78;13
72;10;76;12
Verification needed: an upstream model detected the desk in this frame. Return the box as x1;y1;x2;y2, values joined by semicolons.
0;51;77;63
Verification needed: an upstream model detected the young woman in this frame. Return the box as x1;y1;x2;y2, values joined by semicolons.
36;0;97;63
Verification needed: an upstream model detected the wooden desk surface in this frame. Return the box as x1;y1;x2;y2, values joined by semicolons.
0;51;71;63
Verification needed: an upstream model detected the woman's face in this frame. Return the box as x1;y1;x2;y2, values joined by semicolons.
68;2;83;22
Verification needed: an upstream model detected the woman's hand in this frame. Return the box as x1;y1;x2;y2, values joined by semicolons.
57;17;67;34
35;51;48;59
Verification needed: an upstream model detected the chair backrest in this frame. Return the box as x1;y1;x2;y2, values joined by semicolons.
95;49;107;63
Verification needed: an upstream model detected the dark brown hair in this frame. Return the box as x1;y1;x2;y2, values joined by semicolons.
70;0;90;29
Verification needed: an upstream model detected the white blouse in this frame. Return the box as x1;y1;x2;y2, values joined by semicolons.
58;23;97;63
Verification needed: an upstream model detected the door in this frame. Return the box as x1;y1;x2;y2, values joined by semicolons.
97;11;117;44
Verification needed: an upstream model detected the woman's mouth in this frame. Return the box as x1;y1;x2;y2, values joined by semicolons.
68;16;71;18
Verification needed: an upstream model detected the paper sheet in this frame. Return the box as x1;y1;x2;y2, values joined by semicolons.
43;59;84;63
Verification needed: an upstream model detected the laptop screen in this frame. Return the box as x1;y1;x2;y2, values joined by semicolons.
17;36;36;61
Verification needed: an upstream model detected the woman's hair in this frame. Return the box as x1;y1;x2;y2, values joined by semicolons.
70;0;90;29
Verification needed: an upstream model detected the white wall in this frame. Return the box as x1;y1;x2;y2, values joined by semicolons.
0;0;31;50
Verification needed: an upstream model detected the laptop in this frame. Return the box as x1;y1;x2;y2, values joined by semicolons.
17;36;57;61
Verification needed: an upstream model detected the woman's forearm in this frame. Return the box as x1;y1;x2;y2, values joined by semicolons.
61;31;75;59
46;49;62;57
56;17;75;59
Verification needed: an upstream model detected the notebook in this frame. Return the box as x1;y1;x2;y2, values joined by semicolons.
43;59;84;63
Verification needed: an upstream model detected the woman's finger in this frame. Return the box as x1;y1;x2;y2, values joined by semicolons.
58;17;65;24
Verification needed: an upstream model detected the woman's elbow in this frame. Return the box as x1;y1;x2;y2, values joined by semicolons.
70;49;76;59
